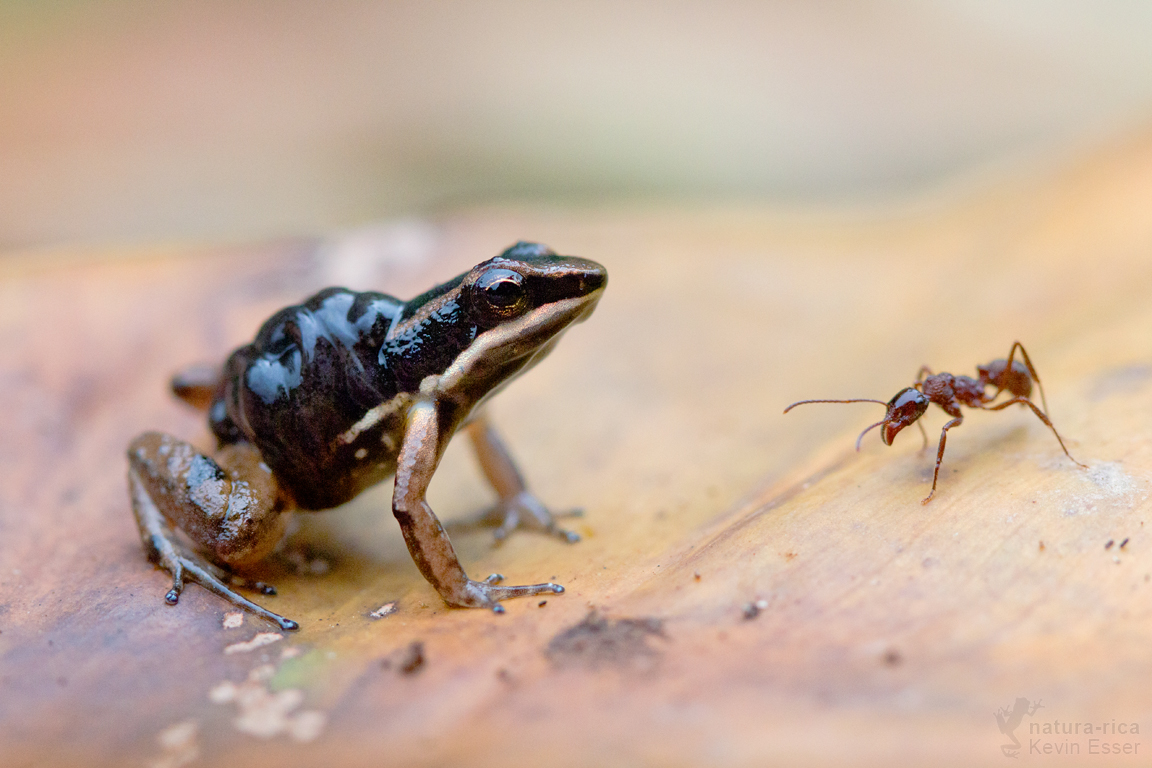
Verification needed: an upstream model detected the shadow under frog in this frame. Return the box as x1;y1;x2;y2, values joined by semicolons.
127;242;607;630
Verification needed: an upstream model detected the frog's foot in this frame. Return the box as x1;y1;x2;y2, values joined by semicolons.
462;417;583;544
129;453;299;635
486;492;583;545
455;573;565;613
155;543;299;631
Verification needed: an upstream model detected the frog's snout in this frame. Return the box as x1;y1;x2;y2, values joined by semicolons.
578;265;607;296
560;256;606;298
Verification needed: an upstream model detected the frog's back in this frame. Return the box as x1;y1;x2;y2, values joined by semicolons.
210;287;406;510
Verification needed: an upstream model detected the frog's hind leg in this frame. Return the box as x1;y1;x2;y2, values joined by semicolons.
127;432;298;630
169;363;222;411
465;416;582;544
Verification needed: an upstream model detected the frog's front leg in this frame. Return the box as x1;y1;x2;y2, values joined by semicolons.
393;401;564;611
465;416;581;544
127;432;298;630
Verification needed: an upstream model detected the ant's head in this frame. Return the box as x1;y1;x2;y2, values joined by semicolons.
881;387;929;445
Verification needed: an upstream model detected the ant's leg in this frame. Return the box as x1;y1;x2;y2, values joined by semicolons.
464;416;581;544
1005;342;1049;415
981;397;1087;467
127;432;297;630
915;366;934;384
916;419;929;450
923;417;963;505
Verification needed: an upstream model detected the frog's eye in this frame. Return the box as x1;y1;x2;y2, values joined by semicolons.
474;268;527;317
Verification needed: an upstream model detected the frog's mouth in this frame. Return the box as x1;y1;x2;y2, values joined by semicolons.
436;288;605;404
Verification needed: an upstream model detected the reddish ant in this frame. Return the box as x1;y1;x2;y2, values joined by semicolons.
784;342;1086;504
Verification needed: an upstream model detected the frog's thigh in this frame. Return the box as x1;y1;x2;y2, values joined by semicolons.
127;432;288;567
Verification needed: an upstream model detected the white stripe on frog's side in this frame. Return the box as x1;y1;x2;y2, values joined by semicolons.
335;391;414;447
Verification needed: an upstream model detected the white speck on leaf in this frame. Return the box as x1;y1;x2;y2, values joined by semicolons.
223;612;243;629
224;632;283;655
1062;462;1148;516
370;601;398;619
210;665;328;742
1088;462;1137;496
149;719;199;768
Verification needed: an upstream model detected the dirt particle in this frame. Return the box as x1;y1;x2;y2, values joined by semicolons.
782;551;797;561
538;600;548;608
222;612;243;629
398;641;425;675
1038;541;1045;552
742;599;768;620
546;611;666;670
693;571;701;581
1106;540;1115;550
1120;538;1130;550
883;648;903;666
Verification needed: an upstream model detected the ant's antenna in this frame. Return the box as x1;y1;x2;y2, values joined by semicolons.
855;420;886;451
783;398;887;414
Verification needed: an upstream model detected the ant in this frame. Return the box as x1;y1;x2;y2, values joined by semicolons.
784;342;1086;504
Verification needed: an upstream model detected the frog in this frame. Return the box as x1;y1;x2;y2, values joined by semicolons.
127;242;607;631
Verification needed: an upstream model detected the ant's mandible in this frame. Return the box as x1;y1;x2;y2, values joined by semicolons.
784;342;1087;504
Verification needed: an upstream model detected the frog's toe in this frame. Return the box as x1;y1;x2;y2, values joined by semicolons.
489;492;582;545
453;576;565;610
225;574;278;596
155;549;298;630
554;507;584;519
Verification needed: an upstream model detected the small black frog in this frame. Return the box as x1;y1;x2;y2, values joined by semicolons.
127;242;607;630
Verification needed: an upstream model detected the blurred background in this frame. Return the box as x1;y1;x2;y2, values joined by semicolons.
3;0;1152;252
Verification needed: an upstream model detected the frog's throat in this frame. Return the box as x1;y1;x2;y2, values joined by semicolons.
436;291;603;400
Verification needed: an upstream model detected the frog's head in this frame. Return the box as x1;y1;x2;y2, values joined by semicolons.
463;242;606;331
438;242;607;404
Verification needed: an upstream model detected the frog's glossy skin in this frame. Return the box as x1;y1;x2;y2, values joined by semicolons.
127;242;607;630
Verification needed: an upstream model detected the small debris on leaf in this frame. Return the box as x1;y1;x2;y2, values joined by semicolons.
742;600;768;620
546;611;666;670
223;632;283;655
369;601;398;619
398;641;426;675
